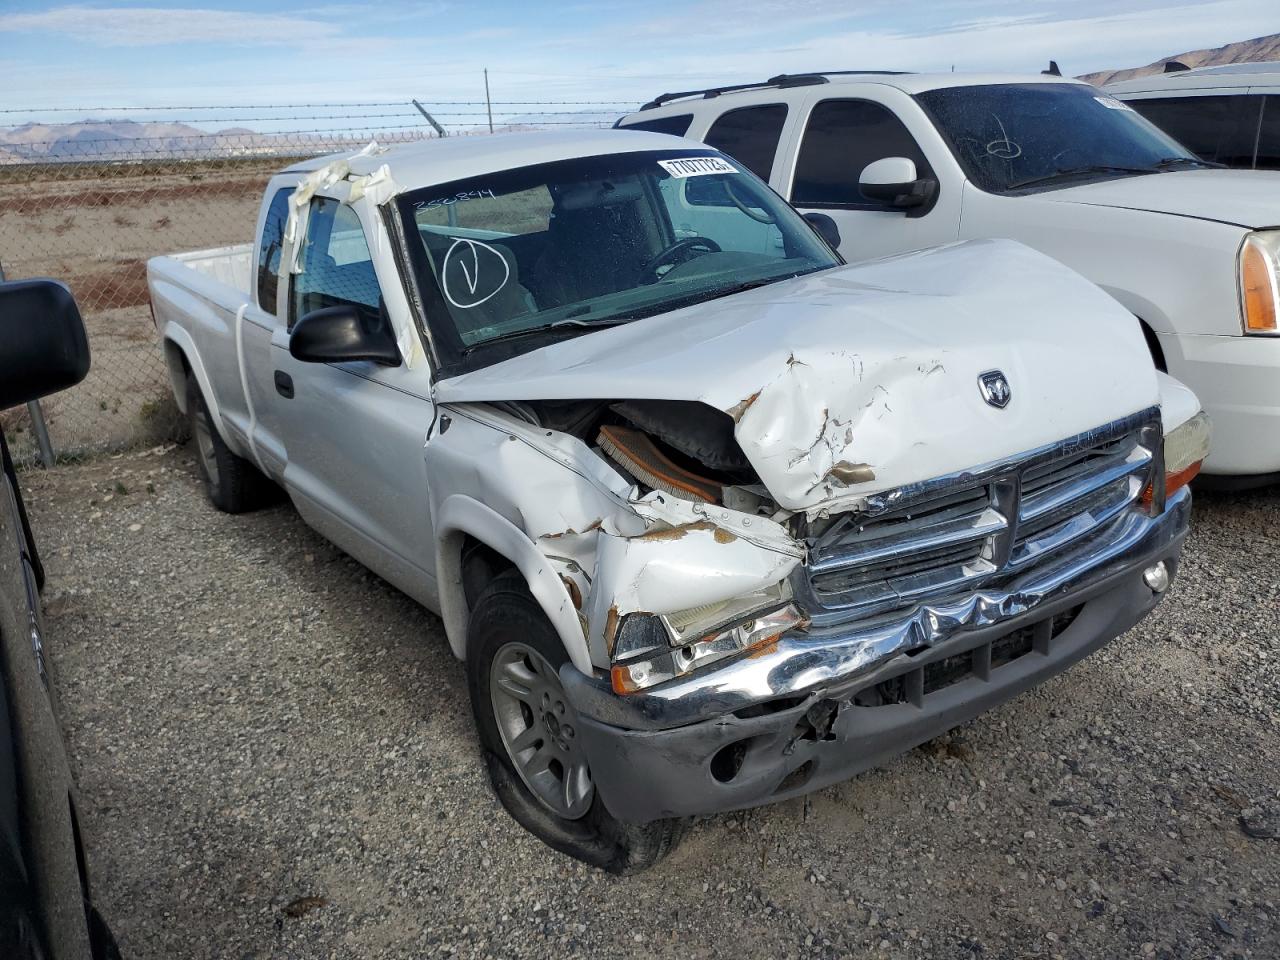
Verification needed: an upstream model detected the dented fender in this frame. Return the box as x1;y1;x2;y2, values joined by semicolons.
426;403;804;671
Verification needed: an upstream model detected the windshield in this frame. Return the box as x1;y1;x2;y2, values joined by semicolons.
916;83;1202;193
396;149;839;370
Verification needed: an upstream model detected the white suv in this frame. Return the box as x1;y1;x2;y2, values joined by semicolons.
618;71;1280;484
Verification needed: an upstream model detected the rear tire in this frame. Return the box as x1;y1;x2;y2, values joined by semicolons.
186;376;274;513
467;570;687;874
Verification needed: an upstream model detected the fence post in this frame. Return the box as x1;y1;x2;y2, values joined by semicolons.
26;401;56;468
411;100;448;138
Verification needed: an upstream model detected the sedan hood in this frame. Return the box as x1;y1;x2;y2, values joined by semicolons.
436;239;1158;512
1040;169;1280;228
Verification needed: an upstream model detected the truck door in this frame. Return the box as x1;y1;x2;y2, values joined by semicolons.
782;92;961;261
269;195;438;605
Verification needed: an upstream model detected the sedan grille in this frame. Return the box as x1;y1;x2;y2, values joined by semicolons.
800;409;1159;623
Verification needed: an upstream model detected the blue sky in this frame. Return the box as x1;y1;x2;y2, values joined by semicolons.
1;1;1277;120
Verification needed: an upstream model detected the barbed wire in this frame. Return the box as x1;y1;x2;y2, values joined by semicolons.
0;100;640;114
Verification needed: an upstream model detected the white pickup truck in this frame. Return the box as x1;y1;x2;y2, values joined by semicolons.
619;71;1280;484
148;130;1204;872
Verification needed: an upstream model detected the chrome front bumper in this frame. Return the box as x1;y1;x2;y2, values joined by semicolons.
560;490;1190;821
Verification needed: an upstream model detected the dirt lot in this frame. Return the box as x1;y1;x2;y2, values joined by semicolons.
0;160;291;464
21;447;1280;960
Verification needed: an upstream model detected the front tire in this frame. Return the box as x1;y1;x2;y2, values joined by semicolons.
466;571;686;873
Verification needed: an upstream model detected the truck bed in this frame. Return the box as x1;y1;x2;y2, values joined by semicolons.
166;243;254;296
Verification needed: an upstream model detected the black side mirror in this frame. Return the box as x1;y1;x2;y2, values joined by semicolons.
803;212;842;250
290;304;401;366
0;279;90;409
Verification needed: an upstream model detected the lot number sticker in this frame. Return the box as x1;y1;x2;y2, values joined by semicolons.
658;157;738;178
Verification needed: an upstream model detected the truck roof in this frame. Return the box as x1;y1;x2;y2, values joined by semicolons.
631;71;1090;113
279;129;691;191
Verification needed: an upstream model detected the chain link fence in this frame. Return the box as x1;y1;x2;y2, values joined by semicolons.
0;100;632;468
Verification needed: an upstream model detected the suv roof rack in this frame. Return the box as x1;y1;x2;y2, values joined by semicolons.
638;70;912;110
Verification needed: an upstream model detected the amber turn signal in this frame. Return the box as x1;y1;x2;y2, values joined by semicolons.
1241;236;1279;334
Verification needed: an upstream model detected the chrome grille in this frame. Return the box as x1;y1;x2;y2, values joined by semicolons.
800;409;1159;623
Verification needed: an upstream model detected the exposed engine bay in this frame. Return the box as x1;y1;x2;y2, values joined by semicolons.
491;397;780;520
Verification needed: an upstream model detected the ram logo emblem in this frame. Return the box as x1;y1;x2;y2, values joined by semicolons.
978;369;1012;409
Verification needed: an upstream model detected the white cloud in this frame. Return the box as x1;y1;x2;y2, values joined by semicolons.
0;5;341;46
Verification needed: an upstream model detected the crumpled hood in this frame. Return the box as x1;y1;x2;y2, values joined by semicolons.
436;239;1158;512
1039;169;1280;228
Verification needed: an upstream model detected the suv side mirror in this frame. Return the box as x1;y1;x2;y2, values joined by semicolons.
858;157;938;213
290;304;401;366
0;279;91;409
802;212;842;251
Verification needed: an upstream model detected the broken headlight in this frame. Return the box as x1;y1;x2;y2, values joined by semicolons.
610;582;806;694
1143;410;1211;509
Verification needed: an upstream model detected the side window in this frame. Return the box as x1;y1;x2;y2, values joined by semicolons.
1128;95;1264;167
618;114;694;136
255;188;291;314
792;99;933;207
689;103;788;207
288;197;382;331
1254;96;1279;171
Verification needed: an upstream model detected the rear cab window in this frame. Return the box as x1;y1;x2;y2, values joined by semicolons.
256;187;292;314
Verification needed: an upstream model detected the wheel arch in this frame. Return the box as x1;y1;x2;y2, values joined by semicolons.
160;325;224;432
434;494;593;674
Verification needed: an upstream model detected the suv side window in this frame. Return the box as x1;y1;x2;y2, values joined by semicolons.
701;104;788;180
1127;95;1264;168
688;103;788;206
1258;96;1280;171
289;197;382;331
256;188;291;314
619;114;694;137
792;99;933;207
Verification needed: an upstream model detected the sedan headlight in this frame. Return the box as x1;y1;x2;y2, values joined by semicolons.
610;581;806;694
1239;231;1280;335
1144;410;1211;508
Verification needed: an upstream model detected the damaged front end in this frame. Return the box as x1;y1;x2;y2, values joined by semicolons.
470;397;1193;823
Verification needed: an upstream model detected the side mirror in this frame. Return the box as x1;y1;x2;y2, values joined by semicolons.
803;212;842;250
0;279;91;409
858;157;938;212
290;304;401;366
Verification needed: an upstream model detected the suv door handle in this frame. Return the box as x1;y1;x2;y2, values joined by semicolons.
274;371;294;399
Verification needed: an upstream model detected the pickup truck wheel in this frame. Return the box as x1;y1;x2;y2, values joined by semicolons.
467;571;687;874
186;377;272;514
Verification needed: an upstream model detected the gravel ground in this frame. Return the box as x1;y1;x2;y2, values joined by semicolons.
22;445;1280;960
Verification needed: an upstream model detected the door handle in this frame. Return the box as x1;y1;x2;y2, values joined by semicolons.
274;371;294;399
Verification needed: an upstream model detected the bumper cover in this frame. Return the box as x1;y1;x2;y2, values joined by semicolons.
561;491;1190;823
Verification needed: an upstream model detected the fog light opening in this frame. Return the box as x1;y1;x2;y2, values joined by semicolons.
1143;561;1169;594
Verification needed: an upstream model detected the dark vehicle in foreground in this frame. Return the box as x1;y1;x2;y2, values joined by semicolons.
0;278;119;958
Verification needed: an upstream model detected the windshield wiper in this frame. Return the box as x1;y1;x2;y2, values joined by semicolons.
459;317;630;356
1005;164;1155;191
1151;155;1225;170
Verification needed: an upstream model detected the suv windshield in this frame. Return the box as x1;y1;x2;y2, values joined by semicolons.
396;149;839;370
917;83;1204;193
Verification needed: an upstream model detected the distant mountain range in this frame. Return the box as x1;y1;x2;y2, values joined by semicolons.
1080;32;1280;86
0;113;618;164
0;119;266;161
